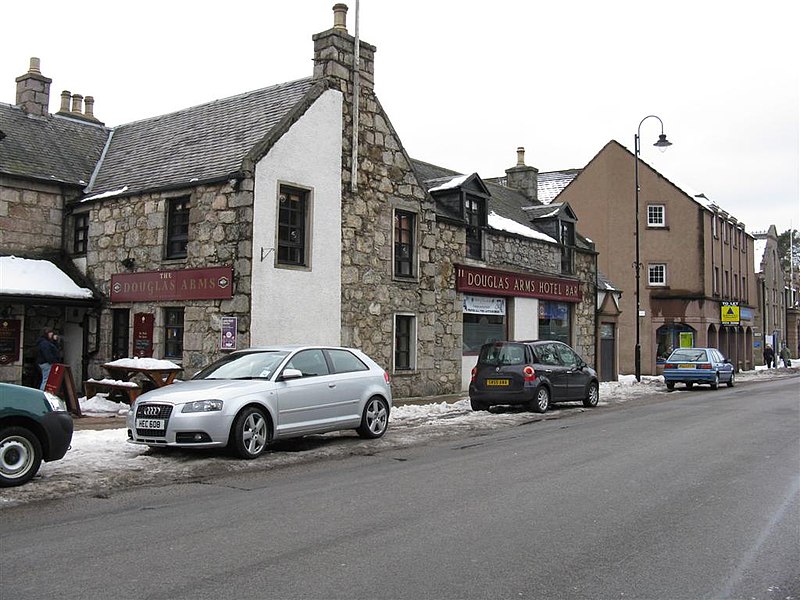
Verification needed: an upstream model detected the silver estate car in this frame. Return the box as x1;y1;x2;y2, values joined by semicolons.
127;346;392;458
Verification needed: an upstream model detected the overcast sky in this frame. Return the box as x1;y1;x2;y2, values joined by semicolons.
3;0;798;234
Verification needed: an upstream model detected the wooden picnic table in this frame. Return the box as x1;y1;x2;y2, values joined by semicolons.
101;362;182;389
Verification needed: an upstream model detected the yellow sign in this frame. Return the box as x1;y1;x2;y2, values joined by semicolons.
721;302;740;325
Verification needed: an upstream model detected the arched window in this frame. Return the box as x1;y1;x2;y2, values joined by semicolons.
656;323;696;363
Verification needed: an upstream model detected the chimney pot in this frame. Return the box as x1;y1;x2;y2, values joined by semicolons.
71;93;84;113
516;147;526;166
29;57;42;75
332;3;348;30
60;90;72;112
84;96;95;117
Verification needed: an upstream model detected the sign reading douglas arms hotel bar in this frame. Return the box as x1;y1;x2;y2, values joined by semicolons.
110;266;234;302
456;265;582;302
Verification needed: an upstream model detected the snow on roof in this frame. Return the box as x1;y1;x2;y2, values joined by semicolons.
0;256;94;299
488;211;557;242
82;185;129;202
428;174;470;192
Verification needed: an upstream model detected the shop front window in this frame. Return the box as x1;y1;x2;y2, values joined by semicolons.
656;323;696;363
462;295;506;353
538;301;570;344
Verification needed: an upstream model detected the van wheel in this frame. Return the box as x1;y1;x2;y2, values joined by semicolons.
470;398;489;411
0;427;43;487
530;387;550;413
583;382;599;407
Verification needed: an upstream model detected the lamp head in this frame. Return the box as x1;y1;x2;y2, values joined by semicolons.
654;133;672;153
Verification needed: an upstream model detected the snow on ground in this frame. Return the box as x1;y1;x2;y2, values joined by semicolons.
0;367;793;508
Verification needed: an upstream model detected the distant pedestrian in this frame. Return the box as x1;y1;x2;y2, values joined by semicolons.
763;344;775;369
36;328;61;390
779;345;792;368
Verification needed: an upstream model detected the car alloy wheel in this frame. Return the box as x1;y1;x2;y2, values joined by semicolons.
0;427;43;487
530;387;550;413
230;407;270;459
583;382;599;407
357;396;390;439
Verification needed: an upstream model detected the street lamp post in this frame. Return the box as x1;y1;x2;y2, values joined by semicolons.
634;115;672;382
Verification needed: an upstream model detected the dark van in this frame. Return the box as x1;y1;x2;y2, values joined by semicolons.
469;340;599;412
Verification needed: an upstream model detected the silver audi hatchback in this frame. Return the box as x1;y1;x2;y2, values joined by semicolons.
127;346;392;458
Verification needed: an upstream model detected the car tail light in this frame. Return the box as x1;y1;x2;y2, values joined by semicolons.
523;365;536;382
698;363;712;370
470;366;477;383
664;363;676;369
384;371;391;384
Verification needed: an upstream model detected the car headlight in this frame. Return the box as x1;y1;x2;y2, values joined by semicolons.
181;399;224;413
44;391;67;412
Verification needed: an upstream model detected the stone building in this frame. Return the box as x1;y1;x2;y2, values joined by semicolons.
752;226;789;362
0;4;599;397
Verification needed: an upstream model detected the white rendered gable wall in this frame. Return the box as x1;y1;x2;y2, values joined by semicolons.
251;89;344;346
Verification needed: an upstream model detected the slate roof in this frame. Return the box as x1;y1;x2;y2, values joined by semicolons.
86;77;317;197
411;158;538;228
0;102;109;187
538;169;581;204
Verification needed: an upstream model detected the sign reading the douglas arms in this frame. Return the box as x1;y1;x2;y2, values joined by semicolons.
111;266;233;303
456;265;582;302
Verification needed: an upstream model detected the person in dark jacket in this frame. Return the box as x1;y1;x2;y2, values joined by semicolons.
36;328;62;390
763;344;775;369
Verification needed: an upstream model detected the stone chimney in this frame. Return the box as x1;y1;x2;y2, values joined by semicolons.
15;57;52;116
312;3;376;91
505;146;539;203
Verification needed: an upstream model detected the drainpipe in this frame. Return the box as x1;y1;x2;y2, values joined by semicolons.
350;0;360;193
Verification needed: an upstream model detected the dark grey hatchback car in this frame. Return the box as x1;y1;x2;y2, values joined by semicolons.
469;340;599;413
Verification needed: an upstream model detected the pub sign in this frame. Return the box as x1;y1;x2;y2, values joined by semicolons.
111;266;233;303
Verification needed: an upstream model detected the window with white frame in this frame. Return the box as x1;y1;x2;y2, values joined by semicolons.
648;263;666;286
647;205;665;227
394;314;416;371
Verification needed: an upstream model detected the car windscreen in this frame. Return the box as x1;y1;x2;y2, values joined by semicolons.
192;350;290;380
667;349;707;362
478;343;527;366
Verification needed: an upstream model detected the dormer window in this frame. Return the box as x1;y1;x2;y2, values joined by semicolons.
560;221;575;274
465;195;485;260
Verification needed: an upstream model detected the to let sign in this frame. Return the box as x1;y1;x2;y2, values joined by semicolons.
456;264;582;302
721;301;740;326
111;266;233;303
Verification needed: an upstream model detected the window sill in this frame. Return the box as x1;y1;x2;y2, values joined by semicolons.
393;274;419;284
646;225;669;231
392;369;419;377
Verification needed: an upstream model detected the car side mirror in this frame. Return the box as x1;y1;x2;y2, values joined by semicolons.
280;368;303;381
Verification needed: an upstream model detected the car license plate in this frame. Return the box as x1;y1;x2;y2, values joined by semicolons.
136;418;165;429
486;379;510;387
678;364;696;369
